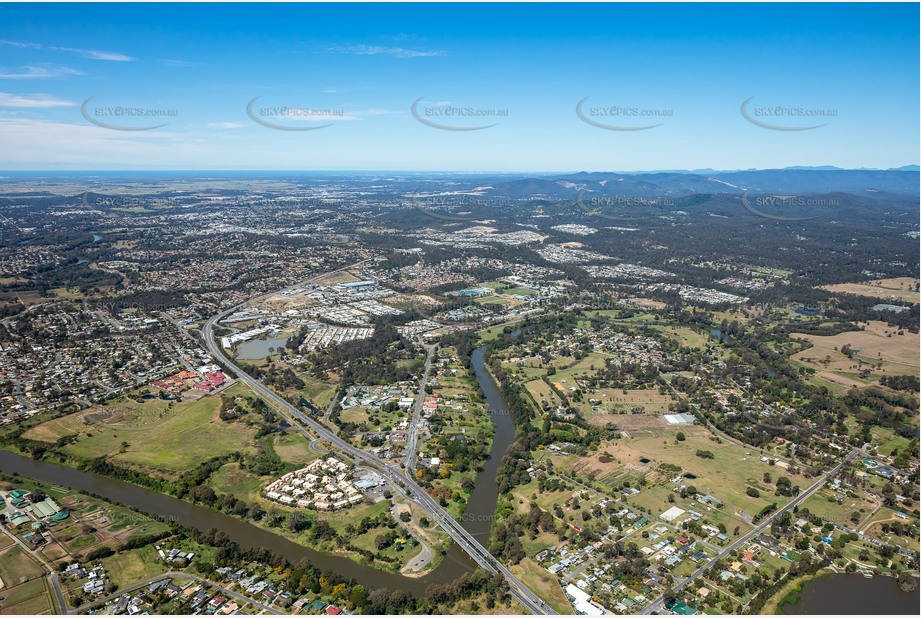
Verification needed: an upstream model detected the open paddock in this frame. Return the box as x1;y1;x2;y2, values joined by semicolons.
0;546;44;586
524;379;564;411
0;577;53;615
510;557;573;614
822;277;919;304
584;388;673;421
21;413;88;443
790;321;920;385
58;393;259;475
800;488;878;528
548;425;805;534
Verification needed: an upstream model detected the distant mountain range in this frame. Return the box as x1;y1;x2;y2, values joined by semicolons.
477;168;920;199
600;165;920;174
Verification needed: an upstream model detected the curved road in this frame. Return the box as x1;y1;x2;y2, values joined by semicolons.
200;267;553;615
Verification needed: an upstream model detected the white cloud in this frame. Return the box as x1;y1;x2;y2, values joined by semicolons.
0;39;42;50
0;39;134;61
63;48;134;62
0;117;203;166
0;92;76;108
0;65;83;79
207;121;245;129
326;44;445;58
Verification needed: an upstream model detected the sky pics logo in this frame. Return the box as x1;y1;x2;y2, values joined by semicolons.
409;193;506;222
411;97;508;131
741;96;837;131
576;97;672;131
246;97;345;131
575;190;673;222
740;191;837;221
81;97;178;131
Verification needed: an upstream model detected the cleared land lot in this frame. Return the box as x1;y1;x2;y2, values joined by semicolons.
0;577;53;615
207;462;270;503
0;545;45;587
800;487;878;528
822;277;920;304
272;432;319;466
861;507;920;552
790;321;920;389
21;412;87;443
98;545;168;588
584;388;673;422
509;557;572;615
524;379;564;411
24;388;261;476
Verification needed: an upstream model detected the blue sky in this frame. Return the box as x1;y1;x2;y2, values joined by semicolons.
0;2;917;171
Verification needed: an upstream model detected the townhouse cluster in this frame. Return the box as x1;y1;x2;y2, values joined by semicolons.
263;457;364;511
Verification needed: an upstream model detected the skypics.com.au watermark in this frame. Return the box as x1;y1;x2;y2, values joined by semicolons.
740;191;838;221
410;193;512;222
247;97;345;131
81;192;181;210
575;190;674;222
741;97;837;131
81;97;178;131
411;98;508;131
576;97;672;131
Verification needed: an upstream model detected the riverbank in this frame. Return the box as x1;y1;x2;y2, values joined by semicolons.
761;569;834;615
0;343;521;597
764;570;918;615
0;442;421;578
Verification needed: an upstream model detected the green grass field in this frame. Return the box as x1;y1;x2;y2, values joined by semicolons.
62;395;259;474
340;406;370;424
0;546;45;586
297;375;338;409
509;557;573;614
273;432;320;467
545;425;804;536
800;488;877;527
0;577;53;615
99;545;169;588
208;462;270;503
350;526;418;568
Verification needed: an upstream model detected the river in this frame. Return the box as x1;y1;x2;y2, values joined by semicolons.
782;573;918;615
0;346;516;595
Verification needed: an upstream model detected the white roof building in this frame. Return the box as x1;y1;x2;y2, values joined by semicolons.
661;506;686;522
565;584;605;615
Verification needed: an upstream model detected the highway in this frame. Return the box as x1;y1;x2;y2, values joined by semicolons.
403;342;438;473
200;268;554;615
638;449;859;615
